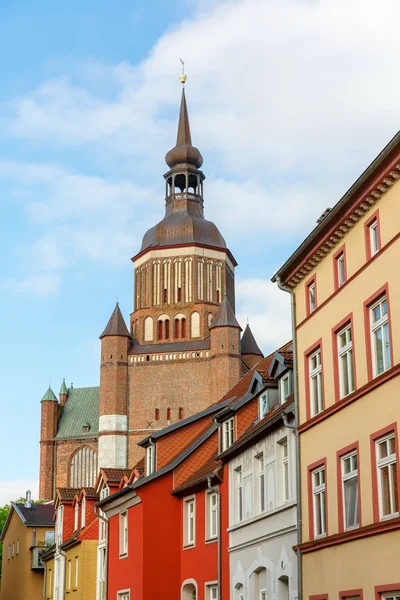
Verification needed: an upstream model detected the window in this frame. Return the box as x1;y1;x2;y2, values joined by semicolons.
336;252;346;287
235;467;243;522
45;530;54;546
376;433;398;519
67;559;72;591
259;392;268;419
309;348;323;416
117;593;130;600
146;445;155;476
257;454;265;512
281;439;289;502
312;466;326;538
12;542;14;557
184;498;196;546
98;547;106;600
206;491;218;540
99;487;109;542
74;556;79;588
341;451;359;529
381;593;400;600
260;592;267;600
369;218;380;256
223;418;234;450
337;324;354;398
69;447;97;488
370;295;391;377
280;372;291;404
7;545;10;560
81;496;86;528
307;278;316;314
56;505;63;547
16;539;19;555
74;502;79;531
207;584;218;600
119;511;128;556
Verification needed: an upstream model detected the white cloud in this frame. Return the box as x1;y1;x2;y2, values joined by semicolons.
0;479;39;507
236;277;291;354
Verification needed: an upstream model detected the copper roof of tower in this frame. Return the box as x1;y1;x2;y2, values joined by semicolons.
209;295;241;330
165;88;203;169
100;303;131;339
241;324;263;356
139;88;227;254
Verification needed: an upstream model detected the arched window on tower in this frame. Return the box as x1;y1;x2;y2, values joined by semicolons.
207;261;213;302
144;316;153;342
167;407;172;421
158;314;170;341
155;408;160;421
174;259;182;303
185;259;192;303
216;262;222;303
163;260;171;304
191;312;200;338
179;407;184;420
174;313;186;339
69;447;97;488
197;259;204;300
153;261;161;306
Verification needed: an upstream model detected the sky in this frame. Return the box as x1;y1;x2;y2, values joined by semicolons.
1;0;400;505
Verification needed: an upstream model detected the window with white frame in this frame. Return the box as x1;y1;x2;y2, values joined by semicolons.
369;219;380;256
117;593;130;600
309;348;323;416
56;505;63;547
184;497;195;546
259;393;268;419
74;556;79;588
223;418;234;450
67;559;72;591
376;433;398;519
280;372;291;404
45;530;54;547
281;438;289;503
381;593;400;600
308;281;316;313
74;502;79;531
341;451;359;529
312;466;326;537
370;296;391;376
207;584;218;600
16;539;19;555
336;253;345;286
98;546;106;600
257;454;265;513
12;542;14;557
260;591;267;600
119;511;128;556
81;496;86;528
99;486;109;542
337;324;354;398
235;467;243;522
206;491;218;540
146;444;155;476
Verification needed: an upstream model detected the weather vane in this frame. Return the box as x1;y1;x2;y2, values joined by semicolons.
180;59;187;85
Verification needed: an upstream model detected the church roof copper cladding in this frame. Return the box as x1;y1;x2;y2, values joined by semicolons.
140;88;227;253
55;387;99;439
100;303;131;339
241;324;263;356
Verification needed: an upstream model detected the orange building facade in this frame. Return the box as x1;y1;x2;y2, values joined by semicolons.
274;131;400;599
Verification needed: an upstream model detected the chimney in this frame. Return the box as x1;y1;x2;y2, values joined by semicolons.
25;490;32;509
317;207;332;224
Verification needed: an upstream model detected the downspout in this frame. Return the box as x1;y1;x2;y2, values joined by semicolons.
207;476;221;600
276;275;302;600
94;505;109;600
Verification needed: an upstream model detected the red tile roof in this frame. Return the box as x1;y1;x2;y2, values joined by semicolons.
100;468;132;484
173;456;222;493
56;488;81;501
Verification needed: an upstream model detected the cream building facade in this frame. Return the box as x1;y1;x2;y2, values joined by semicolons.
274;131;400;599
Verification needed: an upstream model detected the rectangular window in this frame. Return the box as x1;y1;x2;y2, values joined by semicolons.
236;467;243;522
117;593;130;600
223;418;234;450
45;530;54;547
336;252;346;288
376;433;398;519
370;295;391;377
81;497;86;529
74;556;79;588
12;542;14;557
380;592;400;600
257;454;265;512
337;324;355;398
259;392;268;419
119;511;128;556
306;277;316;315
312;466;326;538
341;451;359;529
184;497;195;546
16;539;19;555
67;559;72;590
309;348;323;416
260;591;267;600
206;491;218;540
280;372;291;404
369;219;380;256
146;445;155;475
74;503;79;531
7;545;10;560
282;439;289;502
99;547;106;600
207;584;218;600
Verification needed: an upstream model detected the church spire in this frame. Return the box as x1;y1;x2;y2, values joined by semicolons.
165;88;203;170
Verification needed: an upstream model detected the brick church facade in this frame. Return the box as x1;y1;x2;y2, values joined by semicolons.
39;87;264;501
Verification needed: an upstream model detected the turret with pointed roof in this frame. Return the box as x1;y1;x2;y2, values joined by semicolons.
100;302;131;339
241;324;263;370
39;384;59;500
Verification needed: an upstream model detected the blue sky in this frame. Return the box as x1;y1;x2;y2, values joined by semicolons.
1;0;400;503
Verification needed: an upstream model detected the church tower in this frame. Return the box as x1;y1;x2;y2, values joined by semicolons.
124;84;241;465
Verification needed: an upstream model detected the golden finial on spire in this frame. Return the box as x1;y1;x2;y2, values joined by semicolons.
180;58;187;85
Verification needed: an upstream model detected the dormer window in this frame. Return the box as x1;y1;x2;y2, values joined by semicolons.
223;418;234;451
74;502;79;532
280;372;292;404
259;393;269;419
82;423;90;434
146;444;155;476
81;496;86;528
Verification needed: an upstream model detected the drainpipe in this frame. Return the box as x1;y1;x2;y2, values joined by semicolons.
94;504;109;600
276;275;302;600
207;475;221;600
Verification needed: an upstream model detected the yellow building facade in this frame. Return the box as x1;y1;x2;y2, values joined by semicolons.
0;502;54;600
43;539;97;600
274;132;400;599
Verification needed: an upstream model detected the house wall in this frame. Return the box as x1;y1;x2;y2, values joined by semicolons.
227;424;298;600
64;541;98;600
0;515;50;600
